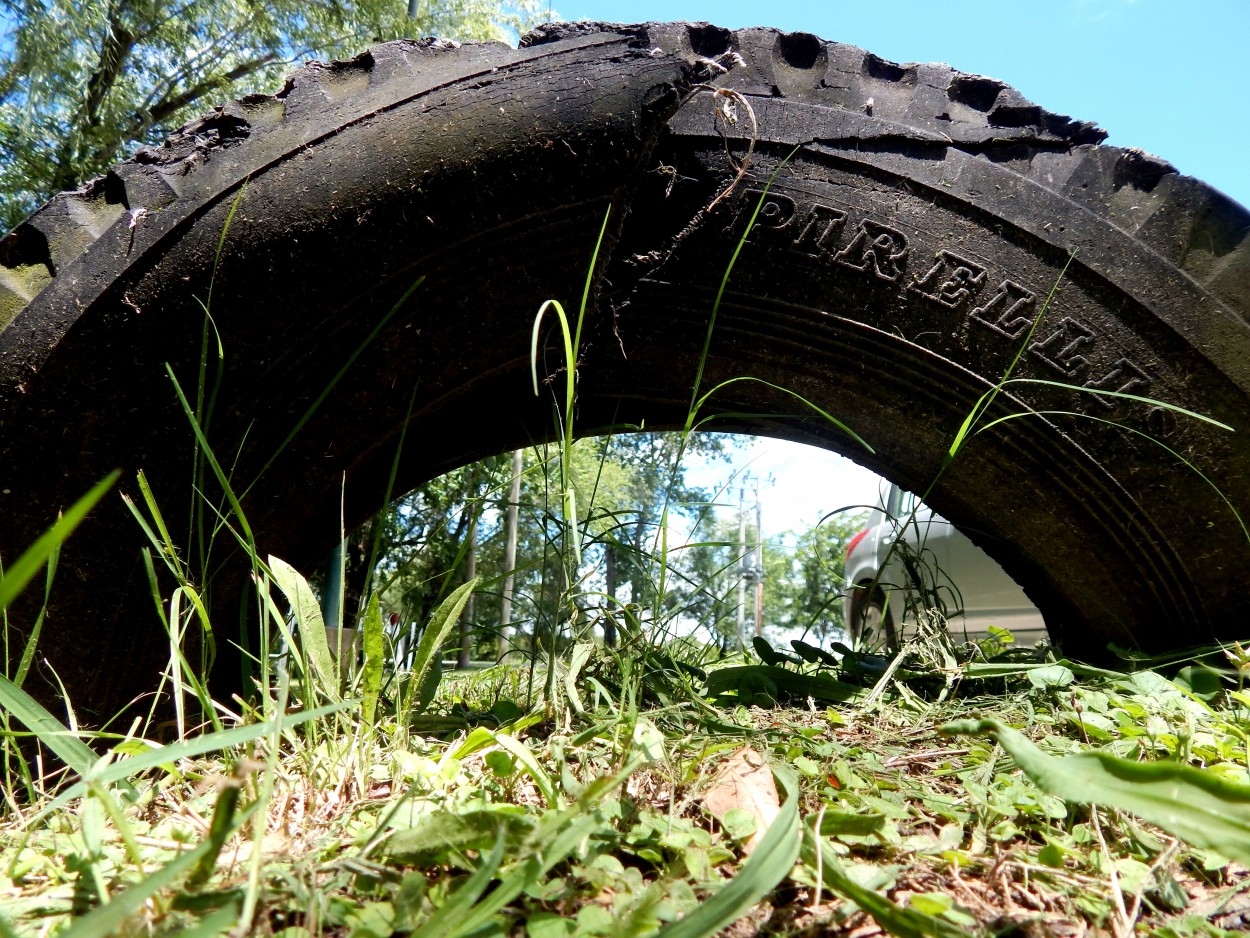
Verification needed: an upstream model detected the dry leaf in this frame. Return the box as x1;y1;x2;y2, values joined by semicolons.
701;745;781;855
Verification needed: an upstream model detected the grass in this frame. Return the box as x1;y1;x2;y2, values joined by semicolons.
4;639;1250;936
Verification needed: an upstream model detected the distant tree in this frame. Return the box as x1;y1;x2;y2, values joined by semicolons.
666;505;870;649
586;433;736;601
0;0;541;229
368;432;740;657
773;510;869;642
372;454;512;657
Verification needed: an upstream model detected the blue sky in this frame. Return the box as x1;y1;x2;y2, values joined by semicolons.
549;0;1250;533
555;0;1248;208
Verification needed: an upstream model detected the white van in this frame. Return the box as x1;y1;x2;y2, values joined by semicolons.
843;484;1046;649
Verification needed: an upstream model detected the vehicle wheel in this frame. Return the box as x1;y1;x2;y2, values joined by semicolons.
2;22;1249;720
848;586;896;651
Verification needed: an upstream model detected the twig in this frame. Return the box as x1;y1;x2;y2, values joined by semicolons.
882;748;969;769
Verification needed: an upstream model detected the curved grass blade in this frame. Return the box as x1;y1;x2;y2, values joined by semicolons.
0;471;119;614
973;409;1248;543
0;674;106;790
21;699;352;832
1002;378;1236;431
945;716;1250;866
689;376;874;454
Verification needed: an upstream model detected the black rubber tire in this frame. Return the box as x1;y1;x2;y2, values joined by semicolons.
847;585;895;651
3;21;1249;720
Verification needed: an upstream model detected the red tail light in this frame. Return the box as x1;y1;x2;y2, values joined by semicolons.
845;527;870;560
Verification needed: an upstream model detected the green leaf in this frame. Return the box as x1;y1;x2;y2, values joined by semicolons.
815;810;886;838
361;591;386;726
526;913;574;938
269;555;337;699
384;810;534;863
751;636;801;667
402;579;477;718
944;717;1250;865
791;640;839;666
1026;664;1075;690
909;893;952;915
720;807;759;841
1174;665;1224;702
1037;843;1065;868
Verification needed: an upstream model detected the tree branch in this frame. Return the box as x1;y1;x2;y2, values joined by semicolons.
83;2;136;129
140;52;277;129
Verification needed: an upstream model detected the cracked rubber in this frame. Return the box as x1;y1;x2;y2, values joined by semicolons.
3;22;1249;718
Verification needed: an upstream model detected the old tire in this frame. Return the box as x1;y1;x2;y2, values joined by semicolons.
2;22;1249;720
848;586;895;651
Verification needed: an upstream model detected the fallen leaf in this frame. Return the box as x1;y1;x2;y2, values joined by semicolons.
702;746;781;855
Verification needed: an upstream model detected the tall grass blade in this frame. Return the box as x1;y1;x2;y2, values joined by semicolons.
11;543;58;689
55;840;214;938
410;832;506;937
0;673;105;786
22;699;352;831
56;799;260;938
245;275;425;496
165;366;255;549
813;848;970;938
945;717;1250;865
442;809;608;937
687;148;798;415
0;471;119;614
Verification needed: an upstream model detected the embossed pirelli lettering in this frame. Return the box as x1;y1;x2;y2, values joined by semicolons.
909;250;987;309
753;191;797;230
792;203;848;256
1030;316;1096;377
1085;357;1152;407
833;220;910;282
970;280;1036;339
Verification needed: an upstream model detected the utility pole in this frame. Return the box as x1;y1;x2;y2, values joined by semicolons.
498;449;523;657
459;512;476;669
753;473;764;637
735;480;747;653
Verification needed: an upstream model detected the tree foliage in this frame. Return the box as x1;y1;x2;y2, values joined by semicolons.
0;0;543;229
669;504;870;650
366;432;739;658
773;510;869;640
